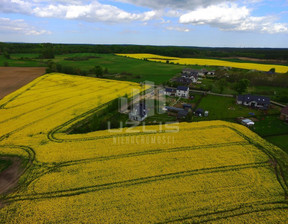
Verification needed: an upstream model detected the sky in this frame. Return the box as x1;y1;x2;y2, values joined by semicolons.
0;0;288;48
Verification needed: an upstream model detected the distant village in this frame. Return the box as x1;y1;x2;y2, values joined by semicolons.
126;68;288;128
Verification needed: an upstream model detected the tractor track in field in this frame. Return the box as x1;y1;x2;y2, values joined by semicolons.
159;201;288;224
4;161;269;202
0;75;48;109
1;73;288;222
0;145;35;196
55;141;250;167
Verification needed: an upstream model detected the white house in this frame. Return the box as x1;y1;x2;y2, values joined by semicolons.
176;86;189;98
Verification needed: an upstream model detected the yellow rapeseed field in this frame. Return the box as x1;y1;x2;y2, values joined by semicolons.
117;53;288;73
0;73;288;223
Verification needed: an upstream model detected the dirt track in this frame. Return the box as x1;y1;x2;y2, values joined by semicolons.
0;67;46;99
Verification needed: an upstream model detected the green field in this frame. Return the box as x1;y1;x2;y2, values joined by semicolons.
2;53;221;84
0;55;45;67
4;53;189;84
266;135;288;154
57;53;187;83
192;95;280;121
252;116;288;154
253;116;288;137
191;96;288;154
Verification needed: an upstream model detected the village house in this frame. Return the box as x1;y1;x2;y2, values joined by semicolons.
129;102;147;122
164;88;175;96
280;106;288;121
165;106;189;119
176;77;192;85
236;94;270;110
198;69;207;77
182;69;199;83
176;86;189;98
182;68;195;75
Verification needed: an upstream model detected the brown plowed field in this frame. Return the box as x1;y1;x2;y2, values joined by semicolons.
0;67;46;99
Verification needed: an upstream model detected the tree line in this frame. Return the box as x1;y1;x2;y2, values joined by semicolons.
1;42;288;61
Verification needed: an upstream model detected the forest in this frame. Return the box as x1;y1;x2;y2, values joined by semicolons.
1;42;288;61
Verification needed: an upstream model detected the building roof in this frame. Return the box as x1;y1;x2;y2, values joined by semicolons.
166;106;184;112
182;69;199;78
281;106;288;115
165;88;174;92
176;77;192;84
177;86;189;91
242;119;255;125
183;103;192;108
237;94;270;104
177;110;188;118
182;68;198;73
195;108;204;114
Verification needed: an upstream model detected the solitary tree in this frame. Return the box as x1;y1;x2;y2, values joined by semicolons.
217;78;227;93
234;79;250;94
93;65;103;77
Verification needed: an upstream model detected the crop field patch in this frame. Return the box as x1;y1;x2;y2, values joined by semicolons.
0;67;46;100
0;73;288;223
117;53;288;73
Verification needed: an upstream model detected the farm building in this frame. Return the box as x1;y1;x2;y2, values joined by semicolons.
129;102;147;122
280;106;288;121
236;94;270;110
176;86;189;98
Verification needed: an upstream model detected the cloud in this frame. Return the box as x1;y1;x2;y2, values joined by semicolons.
166;26;190;32
0;17;51;35
33;2;159;22
1;0;287;35
115;0;233;10
0;0;160;23
0;0;32;14
179;3;288;34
